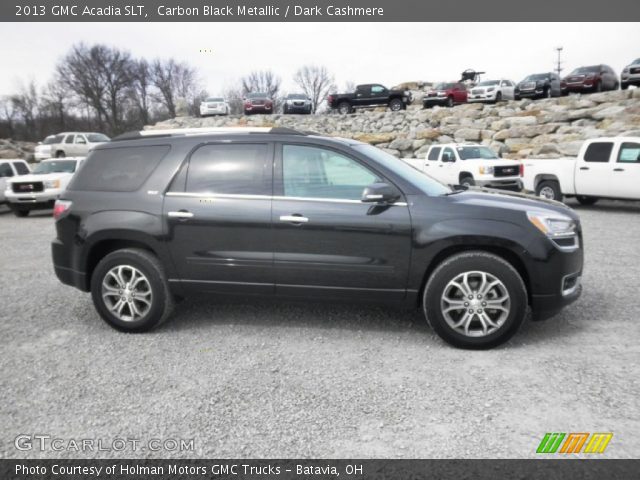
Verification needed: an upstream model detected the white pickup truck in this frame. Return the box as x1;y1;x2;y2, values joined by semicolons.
407;143;523;190
522;137;640;204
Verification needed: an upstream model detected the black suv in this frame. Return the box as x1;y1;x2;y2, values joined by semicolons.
52;127;583;349
515;73;563;99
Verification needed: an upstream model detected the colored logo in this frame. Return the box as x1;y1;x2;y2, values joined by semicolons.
537;432;613;454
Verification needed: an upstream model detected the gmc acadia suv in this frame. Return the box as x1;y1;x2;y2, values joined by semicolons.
51;127;583;349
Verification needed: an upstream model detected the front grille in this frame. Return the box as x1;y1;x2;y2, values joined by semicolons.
493;166;519;177
427;93;437;97
207;103;219;108
251;100;265;105
631;67;640;74
471;89;484;95
12;182;44;193
293;101;304;106
520;82;536;90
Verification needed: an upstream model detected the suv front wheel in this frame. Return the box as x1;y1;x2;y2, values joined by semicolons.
423;251;527;349
91;248;174;332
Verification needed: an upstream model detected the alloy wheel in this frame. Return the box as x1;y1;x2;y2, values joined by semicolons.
101;265;153;322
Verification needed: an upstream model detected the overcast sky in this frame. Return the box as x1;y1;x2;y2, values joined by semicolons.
0;22;638;97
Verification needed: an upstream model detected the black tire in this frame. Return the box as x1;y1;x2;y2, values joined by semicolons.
576;195;598;206
460;175;475;187
11;207;29;217
621;82;629;90
423;251;528;349
90;248;174;332
283;105;289;114
55;150;65;158
536;180;562;202
338;101;352;115
446;96;454;108
595;81;602;93
389;98;403;112
545;87;552;99
514;94;521;101
494;92;502;103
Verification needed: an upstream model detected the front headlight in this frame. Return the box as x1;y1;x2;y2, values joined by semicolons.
44;179;60;189
527;211;576;238
479;166;494;175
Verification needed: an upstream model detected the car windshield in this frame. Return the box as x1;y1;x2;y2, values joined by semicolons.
571;66;599;74
457;146;500;160
206;97;224;102
354;144;451;196
287;94;307;99
247;93;267;99
477;80;500;86
523;74;548;81
86;133;110;143
32;160;77;174
434;83;455;90
42;135;59;145
634;59;640;65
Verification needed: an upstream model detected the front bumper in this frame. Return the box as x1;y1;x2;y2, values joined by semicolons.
200;106;227;116
516;88;545;98
476;178;523;191
5;188;62;207
285;104;311;113
244;105;272;113
34;151;52;160
621;72;640;85
564;82;596;92
423;97;449;107
468;92;498;103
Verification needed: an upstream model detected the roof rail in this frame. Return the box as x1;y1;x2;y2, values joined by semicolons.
111;126;309;142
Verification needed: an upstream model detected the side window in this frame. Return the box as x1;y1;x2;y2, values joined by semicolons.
371;85;385;94
75;135;87;144
0;163;14;177
584;142;614;163
13;162;29;175
428;147;441;161
65;135;74;144
356;85;369;96
618;143;640;163
282;145;381;200
186;143;269;195
441;147;456;162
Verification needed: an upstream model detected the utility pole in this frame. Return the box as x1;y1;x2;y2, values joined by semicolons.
555;47;564;76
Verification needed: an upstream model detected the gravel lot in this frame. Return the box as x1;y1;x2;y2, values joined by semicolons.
0;200;639;459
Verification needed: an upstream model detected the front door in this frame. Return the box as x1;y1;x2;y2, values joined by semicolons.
164;141;275;295
272;143;412;301
574;141;615;197
613;141;640;199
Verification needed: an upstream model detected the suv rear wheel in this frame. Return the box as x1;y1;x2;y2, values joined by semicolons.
338;101;352;115
91;248;174;332
423;251;527;349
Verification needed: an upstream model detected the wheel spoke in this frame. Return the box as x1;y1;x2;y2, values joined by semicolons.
101;265;153;323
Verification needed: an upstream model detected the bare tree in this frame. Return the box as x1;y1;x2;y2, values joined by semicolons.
223;86;244;115
151;59;199;117
0;95;17;138
11;81;41;137
241;70;282;108
42;79;68;131
293;65;336;113
131;59;152;125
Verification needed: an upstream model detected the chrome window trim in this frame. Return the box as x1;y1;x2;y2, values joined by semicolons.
165;191;407;206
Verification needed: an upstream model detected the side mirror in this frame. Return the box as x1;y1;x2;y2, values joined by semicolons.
361;183;401;204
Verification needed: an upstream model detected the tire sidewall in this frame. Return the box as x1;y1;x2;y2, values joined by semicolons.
536;180;561;201
91;251;166;332
389;99;402;111
423;253;527;349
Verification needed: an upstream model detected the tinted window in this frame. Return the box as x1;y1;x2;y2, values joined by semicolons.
428;147;441;161
0;163;13;177
68;145;169;192
618;143;640;163
371;85;386;94
442;147;456;162
13;162;29;175
458;146;499;160
282;145;380;200
186;143;269;195
87;133;110;142
33;160;77;174
64;135;74;144
584;142;614;163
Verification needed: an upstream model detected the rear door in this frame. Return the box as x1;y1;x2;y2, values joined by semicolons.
354;85;372;106
272;143;412;301
439;147;458;185
164;141;275;294
574;141;615;197
613;141;640;199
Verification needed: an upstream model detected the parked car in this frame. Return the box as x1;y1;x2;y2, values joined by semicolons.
522;137;640;203
48;132;110;158
468;79;516;103
327;84;412;114
407;144;522;190
0;159;31;204
422;82;468;108
243;93;273;115
562;65;618;94
4;157;84;217
621;58;640;90
199;97;230;117
283;94;312;114
51;127;582;349
34;134;65;161
515;73;563;99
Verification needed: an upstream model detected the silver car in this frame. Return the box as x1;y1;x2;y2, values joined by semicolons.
621;58;640;90
283;93;312;114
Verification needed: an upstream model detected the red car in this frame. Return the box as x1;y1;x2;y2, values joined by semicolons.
562;65;619;93
243;92;273;115
422;82;468;108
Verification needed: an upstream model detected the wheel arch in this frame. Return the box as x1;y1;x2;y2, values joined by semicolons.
459;171;474;183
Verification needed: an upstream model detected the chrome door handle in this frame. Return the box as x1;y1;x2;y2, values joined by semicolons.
168;210;194;219
613;168;625;172
280;215;309;223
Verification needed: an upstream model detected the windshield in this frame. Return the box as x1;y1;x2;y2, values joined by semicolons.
32;160;77;174
523;74;548;81
634;59;640;65
477;80;500;86
571;66;599;74
86;133;110;143
247;93;267;99
434;83;455;90
457;146;499;160
206;97;224;102
354;144;451;196
42;135;62;145
287;94;307;99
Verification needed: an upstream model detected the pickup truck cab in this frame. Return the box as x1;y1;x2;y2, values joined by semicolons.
327;84;412;114
5;157;84;216
410;144;523;190
522;137;640;204
0;159;31;204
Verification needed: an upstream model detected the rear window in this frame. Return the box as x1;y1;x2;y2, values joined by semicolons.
584;142;613;163
68;145;170;192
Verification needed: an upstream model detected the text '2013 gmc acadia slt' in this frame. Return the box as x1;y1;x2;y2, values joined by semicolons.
51;127;583;349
